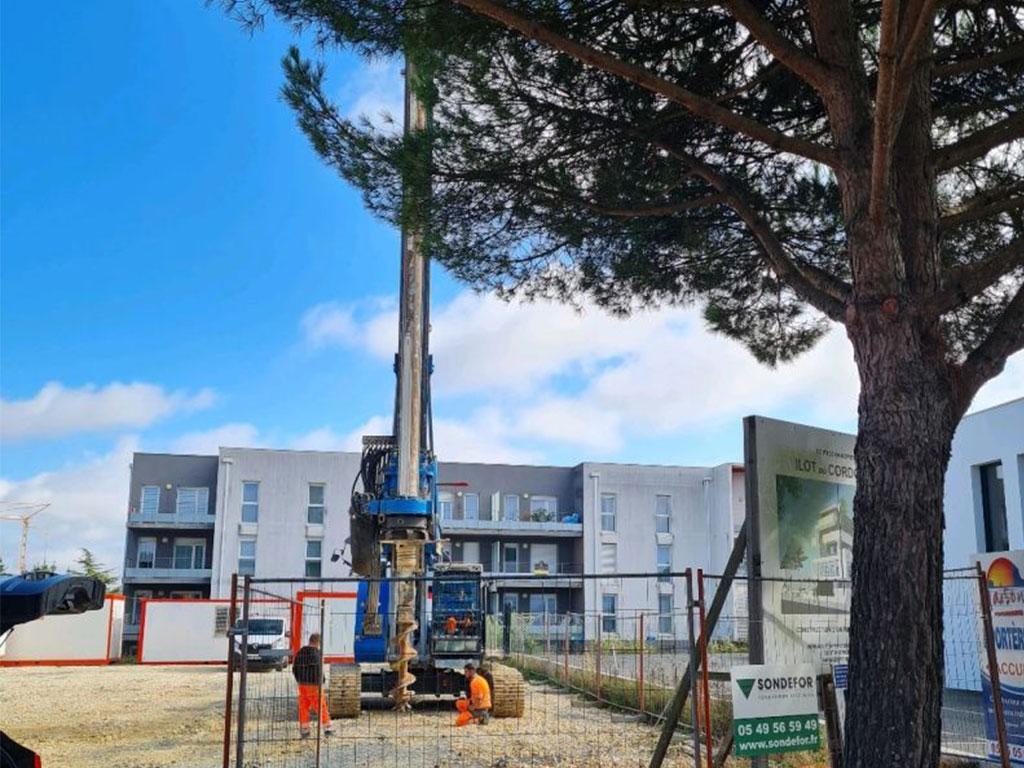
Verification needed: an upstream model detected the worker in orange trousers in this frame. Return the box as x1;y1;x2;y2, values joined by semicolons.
455;662;491;726
292;632;334;737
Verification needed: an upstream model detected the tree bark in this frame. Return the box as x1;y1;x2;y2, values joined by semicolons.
843;305;964;768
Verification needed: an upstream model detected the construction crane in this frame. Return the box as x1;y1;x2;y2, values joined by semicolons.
327;58;525;718
0;502;49;573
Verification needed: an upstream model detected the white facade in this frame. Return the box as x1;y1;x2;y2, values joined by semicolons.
211;448;360;596
581;462;743;640
944;397;1024;569
205;448;744;642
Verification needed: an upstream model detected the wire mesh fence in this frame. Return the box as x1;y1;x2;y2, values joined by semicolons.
219;569;999;768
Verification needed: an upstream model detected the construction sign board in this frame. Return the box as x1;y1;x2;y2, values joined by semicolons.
744;416;856;672
973;551;1024;764
731;663;821;758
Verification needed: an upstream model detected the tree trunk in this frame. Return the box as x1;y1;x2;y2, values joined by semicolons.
843;313;962;768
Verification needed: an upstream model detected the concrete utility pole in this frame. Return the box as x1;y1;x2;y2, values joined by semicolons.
0;502;50;572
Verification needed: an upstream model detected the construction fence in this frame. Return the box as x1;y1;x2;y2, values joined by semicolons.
221;569;1001;768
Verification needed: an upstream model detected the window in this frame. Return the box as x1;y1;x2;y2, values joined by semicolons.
463;493;479;520
980;462;1009;552
504;495;520;521
502;593;519;613
438;491;454;520
137;538;156;569
308;484;325;524
305;540;322;577
140;486;160;516
529;496;558;522
528;593;557;615
241;482;259;523
169;590;202;599
214;606;230;636
658;594;673;635
600;493;617;532
601;594;617;634
504;543;519;574
657;545;672;582
176;487;209;518
655;495;671;533
238;538;256;576
173;538;206;570
601;542;617;573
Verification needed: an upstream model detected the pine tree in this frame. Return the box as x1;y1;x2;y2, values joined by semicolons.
75;548;120;593
221;3;1023;765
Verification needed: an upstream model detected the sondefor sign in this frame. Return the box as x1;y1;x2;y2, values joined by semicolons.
731;663;821;758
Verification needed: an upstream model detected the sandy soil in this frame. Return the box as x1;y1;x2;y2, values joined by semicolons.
0;664;697;768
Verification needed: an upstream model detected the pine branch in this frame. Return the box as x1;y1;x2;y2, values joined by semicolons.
447;0;840;167
935;40;1024;78
720;0;834;92
932;235;1024;312
652;142;851;318
939;183;1024;229
869;0;935;220
958;280;1024;404
935;112;1024;170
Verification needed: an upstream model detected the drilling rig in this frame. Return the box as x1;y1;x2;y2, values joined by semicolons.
326;60;524;718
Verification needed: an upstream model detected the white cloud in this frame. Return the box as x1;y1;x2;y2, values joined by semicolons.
1;381;214;442
0;437;137;573
339;59;403;133
171;423;263;454
302;290;862;453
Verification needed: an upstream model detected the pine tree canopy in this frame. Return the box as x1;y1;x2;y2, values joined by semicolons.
223;0;1023;375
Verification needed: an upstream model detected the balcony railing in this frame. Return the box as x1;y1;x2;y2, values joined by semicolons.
123;557;212;581
127;507;215;527
442;515;582;536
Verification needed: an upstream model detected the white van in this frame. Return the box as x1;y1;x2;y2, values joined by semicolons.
232;616;290;670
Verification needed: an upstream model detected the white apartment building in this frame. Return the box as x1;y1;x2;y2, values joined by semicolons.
204;448;744;643
943;396;1024;569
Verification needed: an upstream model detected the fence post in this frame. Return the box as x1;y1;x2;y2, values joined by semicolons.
315;598;326;767
978;563;1012;768
697;569;713;766
222;572;238;768
563;614;570;685
502;602;512;657
649;522;747;768
234;574;251;768
596;610;602;700
819;673;843;768
639;612;646;713
685;569;703;768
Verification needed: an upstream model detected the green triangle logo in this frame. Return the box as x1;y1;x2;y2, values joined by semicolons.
737;679;756;699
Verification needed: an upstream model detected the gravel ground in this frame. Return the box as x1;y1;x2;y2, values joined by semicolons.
0;664;697;768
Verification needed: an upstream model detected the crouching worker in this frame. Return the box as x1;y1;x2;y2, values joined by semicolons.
293;633;334;738
455;662;491;727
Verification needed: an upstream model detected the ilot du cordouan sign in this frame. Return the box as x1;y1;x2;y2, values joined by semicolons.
744;416;856;672
974;551;1024;764
730;663;821;757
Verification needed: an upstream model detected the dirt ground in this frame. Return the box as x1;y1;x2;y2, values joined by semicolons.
0;663;698;768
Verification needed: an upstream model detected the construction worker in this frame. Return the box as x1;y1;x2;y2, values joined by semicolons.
292;632;334;738
445;615;457;635
455;662;491;726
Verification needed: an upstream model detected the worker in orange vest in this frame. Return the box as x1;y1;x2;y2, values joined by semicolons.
455;662;491;726
292;633;334;738
445;615;457;635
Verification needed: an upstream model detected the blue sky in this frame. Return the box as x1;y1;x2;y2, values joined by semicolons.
1;0;1021;572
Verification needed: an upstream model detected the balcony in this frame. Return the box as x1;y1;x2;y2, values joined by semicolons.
127;508;215;529
123;557;212;584
443;514;582;537
485;562;584;589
